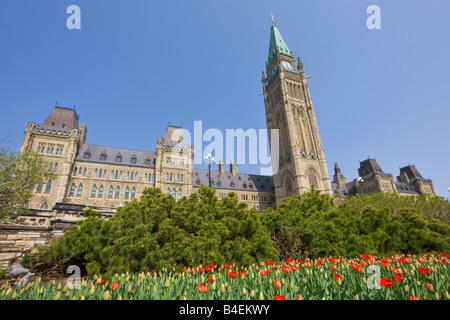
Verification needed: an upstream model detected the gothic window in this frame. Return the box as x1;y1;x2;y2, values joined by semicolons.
91;185;97;197
177;174;180;182
119;171;123;180
172;188;176;198
83;168;87;177
126;172;130;180
78;168;82;176
307;169;319;189
180;174;184;183
170;173;173;182
131;188;136;199
166;188;171;196
115;186;120;198
130;172;134;181
152;174;155;182
166;173;169;181
108;186;113;198
98;185;104;197
145;173;147;181
103;170;107;178
40;202;48;210
69;184;76;196
77;184;83;197
94;169;98;178
111;170;115;179
125;187;130;199
180;161;184;168
45;181;52;193
53;163;58;173
135;173;138;181
37;182;44;192
115;171;118;180
178;189;182;200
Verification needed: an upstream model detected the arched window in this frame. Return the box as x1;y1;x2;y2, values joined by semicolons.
91;185;97;197
307;169;319;189
177;189;182;200
181;174;184;183
45;180;52;193
115;171;119;180
130;172;134;181
94;169;98;178
73;167;77;176
152;174;155;182
77;184;83;196
40;202;48;210
166;188;171;195
103;170;107;178
37;182;44;192
115;186;120;198
69;183;76;196
145;173;147;182
83;168;87;177
78;168;82;176
177;174;180;182
127;172;130;180
170;173;173;182
135;173;138;181
172;188;176;198
166;173;169;181
98;185;104;197
131;188;136;199
111;170;115;179
99;169;102;178
54;163;58;172
108;186;114;198
125;187;130;199
119;171;123;180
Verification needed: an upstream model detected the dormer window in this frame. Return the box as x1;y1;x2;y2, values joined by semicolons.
131;157;137;164
84;153;91;159
100;154;107;161
145;159;150;165
116;156;122;162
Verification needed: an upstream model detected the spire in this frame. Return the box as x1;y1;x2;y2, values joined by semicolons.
268;24;293;64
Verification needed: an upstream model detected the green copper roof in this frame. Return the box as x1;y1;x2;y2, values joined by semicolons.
268;24;293;64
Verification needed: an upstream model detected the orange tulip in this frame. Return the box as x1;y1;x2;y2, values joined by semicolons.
282;266;291;274
274;280;282;289
274;294;286;300
410;296;419;300
260;269;269;276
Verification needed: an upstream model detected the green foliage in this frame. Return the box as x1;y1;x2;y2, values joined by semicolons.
261;190;450;260
0;142;56;222
25;186;278;278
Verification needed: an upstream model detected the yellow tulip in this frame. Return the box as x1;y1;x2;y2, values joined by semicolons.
164;279;170;288
12;292;17;300
54;292;60;300
104;290;110;300
259;291;264;300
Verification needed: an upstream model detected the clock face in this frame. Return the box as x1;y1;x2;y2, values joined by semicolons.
282;61;292;70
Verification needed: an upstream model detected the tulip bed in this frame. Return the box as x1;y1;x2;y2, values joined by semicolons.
1;253;449;300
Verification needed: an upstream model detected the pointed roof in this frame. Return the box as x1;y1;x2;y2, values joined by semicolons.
163;125;187;147
358;158;387;178
40;106;79;132
268;24;293;64
399;165;425;182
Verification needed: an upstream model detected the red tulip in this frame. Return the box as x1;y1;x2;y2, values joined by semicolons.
260;269;268;276
198;284;209;294
208;277;214;284
331;264;338;271
410;295;419;300
380;278;394;288
229;271;238;279
333;273;343;282
317;259;324;266
205;266;212;273
425;283;434;292
183;268;188;274
394;274;405;282
282;266;291;274
274;294;286;300
111;282;120;291
418;267;431;275
225;264;232;269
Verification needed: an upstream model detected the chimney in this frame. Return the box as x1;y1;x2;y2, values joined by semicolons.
230;161;236;176
219;160;224;175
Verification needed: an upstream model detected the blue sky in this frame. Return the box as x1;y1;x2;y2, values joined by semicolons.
0;0;449;198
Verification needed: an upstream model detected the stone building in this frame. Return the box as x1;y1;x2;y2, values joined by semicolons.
331;158;436;197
